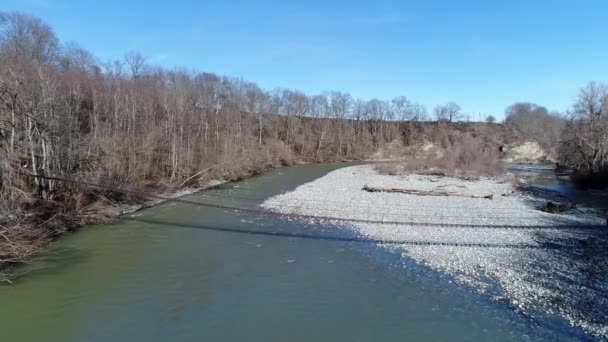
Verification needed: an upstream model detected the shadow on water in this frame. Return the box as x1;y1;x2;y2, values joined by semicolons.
121;215;605;340
124;217;557;250
520;184;571;204
3;246;92;285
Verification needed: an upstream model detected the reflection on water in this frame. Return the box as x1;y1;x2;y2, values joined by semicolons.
0;163;594;341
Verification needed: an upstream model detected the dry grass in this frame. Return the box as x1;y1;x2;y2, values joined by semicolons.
0;221;46;265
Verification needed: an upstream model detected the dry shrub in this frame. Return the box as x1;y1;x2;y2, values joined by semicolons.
75;198;118;224
448;134;504;176
375;163;401;175
376;134;504;178
0;221;48;265
0;203;76;270
265;138;295;167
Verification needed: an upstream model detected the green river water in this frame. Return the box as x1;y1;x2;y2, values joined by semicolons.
0;164;586;341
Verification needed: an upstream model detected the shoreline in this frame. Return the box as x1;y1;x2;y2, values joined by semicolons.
0;159;596;272
0;179;226;283
262;164;608;340
114;179;227;217
1;158;363;280
0;160;317;280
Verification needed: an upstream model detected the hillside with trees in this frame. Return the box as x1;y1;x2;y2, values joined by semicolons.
0;11;607;265
0;12;505;217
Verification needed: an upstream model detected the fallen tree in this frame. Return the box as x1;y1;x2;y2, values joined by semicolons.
362;185;494;199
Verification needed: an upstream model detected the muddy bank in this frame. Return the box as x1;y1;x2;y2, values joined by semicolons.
262;165;608;339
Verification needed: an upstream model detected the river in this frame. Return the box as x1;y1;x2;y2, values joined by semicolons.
0;163;597;341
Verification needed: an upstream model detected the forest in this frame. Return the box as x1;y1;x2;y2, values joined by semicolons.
1;11;607;265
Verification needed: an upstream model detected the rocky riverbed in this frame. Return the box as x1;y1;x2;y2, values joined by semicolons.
262;165;608;340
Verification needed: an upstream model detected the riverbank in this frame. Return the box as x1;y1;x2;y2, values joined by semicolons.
0;158;316;279
0;178;229;281
2;162;573;341
262;164;608;340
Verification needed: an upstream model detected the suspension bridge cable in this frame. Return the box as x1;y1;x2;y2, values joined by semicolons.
20;172;607;231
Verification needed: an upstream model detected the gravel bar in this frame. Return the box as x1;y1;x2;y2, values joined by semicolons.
262;165;608;340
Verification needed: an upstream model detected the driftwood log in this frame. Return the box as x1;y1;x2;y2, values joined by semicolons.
541;201;572;213
362;185;493;200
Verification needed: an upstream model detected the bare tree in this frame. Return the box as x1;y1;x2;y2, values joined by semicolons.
411;103;428;121
244;82;268;145
0;11;59;63
328;91;352;156
124;50;147;79
505;102;564;150
59;41;97;72
486;115;496;123
559;82;608;173
391;96;414;121
434;102;461;122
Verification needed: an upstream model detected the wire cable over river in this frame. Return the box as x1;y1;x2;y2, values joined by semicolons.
20;172;608;232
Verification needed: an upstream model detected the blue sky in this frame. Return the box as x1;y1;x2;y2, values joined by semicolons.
4;0;608;119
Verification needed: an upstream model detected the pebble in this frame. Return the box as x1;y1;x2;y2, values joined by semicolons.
262;165;608;340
